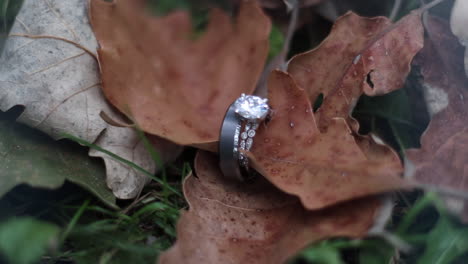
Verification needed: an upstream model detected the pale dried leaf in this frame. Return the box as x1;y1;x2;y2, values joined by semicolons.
407;16;468;222
89;126;182;198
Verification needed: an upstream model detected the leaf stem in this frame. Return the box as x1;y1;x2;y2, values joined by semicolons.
389;0;402;21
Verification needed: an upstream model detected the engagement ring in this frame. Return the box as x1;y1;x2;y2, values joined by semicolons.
219;94;271;181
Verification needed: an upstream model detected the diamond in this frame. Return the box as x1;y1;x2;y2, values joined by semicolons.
241;159;248;167
246;138;253;149
241;132;248;140
234;94;269;120
247;130;256;137
240;140;246;149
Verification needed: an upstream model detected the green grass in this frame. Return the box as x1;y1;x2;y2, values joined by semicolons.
53;131;188;263
296;193;468;264
0;124;187;263
0;184;182;263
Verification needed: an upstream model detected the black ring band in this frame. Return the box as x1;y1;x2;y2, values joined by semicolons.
219;102;244;181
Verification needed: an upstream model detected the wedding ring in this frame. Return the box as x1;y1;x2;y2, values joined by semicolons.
219;93;270;181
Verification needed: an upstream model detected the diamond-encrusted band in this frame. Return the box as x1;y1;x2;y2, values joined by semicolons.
238;122;259;168
219;94;270;181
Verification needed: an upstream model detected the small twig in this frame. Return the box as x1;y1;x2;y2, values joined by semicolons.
389;0;402;21
121;191;154;215
368;194;395;234
420;0;447;12
279;0;299;71
9;33;97;60
254;1;300;97
315;0;340;22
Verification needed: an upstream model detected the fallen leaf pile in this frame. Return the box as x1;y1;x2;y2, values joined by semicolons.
87;1;429;262
1;0;468;263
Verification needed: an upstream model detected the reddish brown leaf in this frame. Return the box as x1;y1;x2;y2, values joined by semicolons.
406;16;468;220
89;0;271;146
248;11;424;209
160;151;381;264
288;11;423;132
250;71;407;209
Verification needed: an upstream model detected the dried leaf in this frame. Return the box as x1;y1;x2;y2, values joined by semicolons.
89;0;271;146
89;127;182;198
451;0;468;77
160;151;381;264
0;0;179;199
249;71;407;209
406;16;468;221
247;11;423;209
0;110;116;208
315;0;397;22
288;11;423;132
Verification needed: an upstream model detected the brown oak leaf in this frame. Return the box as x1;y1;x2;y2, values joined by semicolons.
89;0;271;146
249;71;408;209
246;11;424;209
288;11;423;132
406;16;468;221
159;151;381;264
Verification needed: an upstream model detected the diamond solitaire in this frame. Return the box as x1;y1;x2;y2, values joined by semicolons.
233;94;269;121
